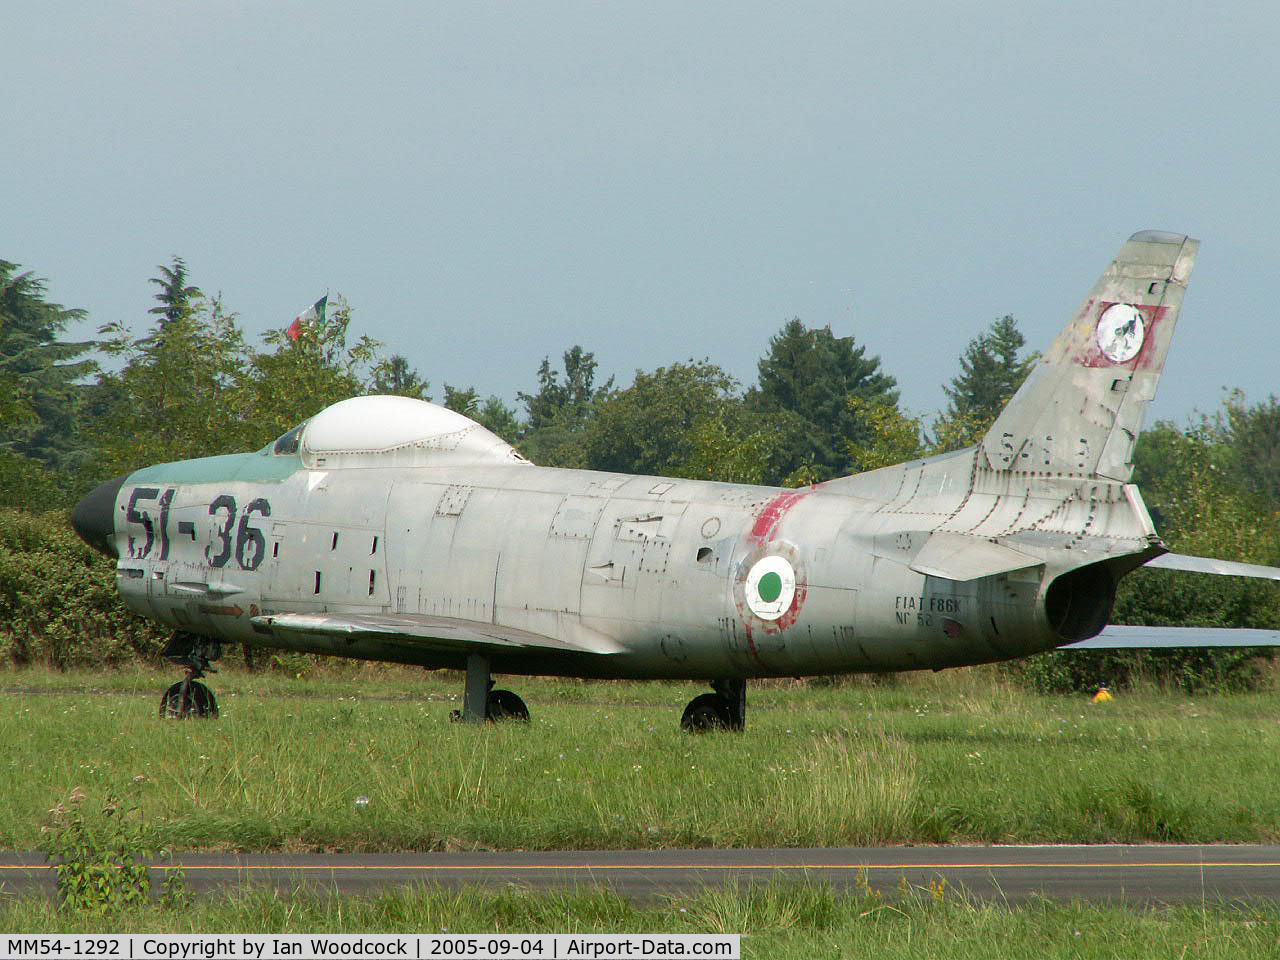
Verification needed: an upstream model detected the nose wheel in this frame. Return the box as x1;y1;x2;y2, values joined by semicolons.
159;632;221;719
160;678;218;719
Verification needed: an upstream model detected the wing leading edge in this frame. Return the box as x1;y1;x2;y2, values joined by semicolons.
1144;553;1280;581
1065;626;1280;650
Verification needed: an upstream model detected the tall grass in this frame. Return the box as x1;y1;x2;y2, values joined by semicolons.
2;665;1279;850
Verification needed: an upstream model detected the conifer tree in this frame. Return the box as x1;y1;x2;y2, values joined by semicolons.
753;318;898;481
0;260;95;473
934;314;1035;449
517;346;611;466
148;257;202;326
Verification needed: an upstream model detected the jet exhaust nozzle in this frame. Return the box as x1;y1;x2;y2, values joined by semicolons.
1044;562;1117;642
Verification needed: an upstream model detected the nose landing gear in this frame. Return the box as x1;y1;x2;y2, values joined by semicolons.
159;632;221;719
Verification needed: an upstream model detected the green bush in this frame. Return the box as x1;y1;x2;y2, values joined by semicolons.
0;451;75;511
0;508;168;667
1005;646;1270;695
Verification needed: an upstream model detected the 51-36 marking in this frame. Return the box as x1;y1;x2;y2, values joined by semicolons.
125;487;272;571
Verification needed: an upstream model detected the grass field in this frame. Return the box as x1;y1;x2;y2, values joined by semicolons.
2;882;1280;958
4;664;1280;956
1;663;1278;851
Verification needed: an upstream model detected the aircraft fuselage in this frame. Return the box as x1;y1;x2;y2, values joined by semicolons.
104;448;1116;680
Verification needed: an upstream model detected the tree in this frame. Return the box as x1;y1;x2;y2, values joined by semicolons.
236;294;381;445
1219;392;1280;509
933;315;1035;449
476;396;521;444
519;346;608;430
0;372;36;447
582;360;742;477
1134;396;1280;542
846;397;925;472
0;260;96;476
92;295;251;475
672;408;799;486
90;282;400;472
148;257;202;327
0;450;71;510
443;384;480;417
753;318;899;481
517;346;611;466
1131;420;1200;534
370;354;430;400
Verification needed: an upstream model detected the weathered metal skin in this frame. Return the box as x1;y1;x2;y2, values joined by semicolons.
81;231;1200;683
106;459;1074;678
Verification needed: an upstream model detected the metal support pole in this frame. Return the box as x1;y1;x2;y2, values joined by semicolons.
463;653;490;724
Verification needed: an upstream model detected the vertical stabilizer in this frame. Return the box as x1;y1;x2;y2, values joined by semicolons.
981;231;1198;482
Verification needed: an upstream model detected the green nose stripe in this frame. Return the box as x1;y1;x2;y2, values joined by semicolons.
757;571;783;603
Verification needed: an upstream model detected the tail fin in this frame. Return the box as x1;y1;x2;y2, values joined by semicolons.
981;230;1198;482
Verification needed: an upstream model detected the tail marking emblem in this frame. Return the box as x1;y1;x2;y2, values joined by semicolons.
1096;303;1146;363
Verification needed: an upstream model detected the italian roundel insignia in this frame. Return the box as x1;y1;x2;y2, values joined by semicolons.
743;555;797;621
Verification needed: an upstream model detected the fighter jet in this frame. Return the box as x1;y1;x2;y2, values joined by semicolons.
71;231;1280;728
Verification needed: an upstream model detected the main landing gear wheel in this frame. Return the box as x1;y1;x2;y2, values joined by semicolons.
449;655;532;723
681;693;733;731
160;680;218;719
486;689;530;722
681;679;746;732
449;689;531;723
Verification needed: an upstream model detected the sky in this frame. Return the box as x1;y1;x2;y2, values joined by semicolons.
5;1;1278;427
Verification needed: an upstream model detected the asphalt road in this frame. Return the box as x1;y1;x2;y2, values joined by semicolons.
5;846;1280;904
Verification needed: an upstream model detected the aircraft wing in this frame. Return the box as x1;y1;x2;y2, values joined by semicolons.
1063;625;1280;649
1144;553;1280;581
250;612;626;656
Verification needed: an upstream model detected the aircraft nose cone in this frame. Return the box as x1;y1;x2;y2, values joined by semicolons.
71;475;127;558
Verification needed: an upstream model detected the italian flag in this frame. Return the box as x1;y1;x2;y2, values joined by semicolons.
287;295;327;342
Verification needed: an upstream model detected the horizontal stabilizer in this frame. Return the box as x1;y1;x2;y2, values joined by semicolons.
1144;553;1280;581
252;612;624;655
1063;625;1280;649
909;532;1041;581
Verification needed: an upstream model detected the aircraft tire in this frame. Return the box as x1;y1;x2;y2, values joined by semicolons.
159;680;218;720
486;689;530;722
681;693;733;732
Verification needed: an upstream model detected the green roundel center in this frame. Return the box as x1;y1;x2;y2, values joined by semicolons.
757;571;783;604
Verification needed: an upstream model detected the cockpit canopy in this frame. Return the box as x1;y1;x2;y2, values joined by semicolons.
270;395;528;469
